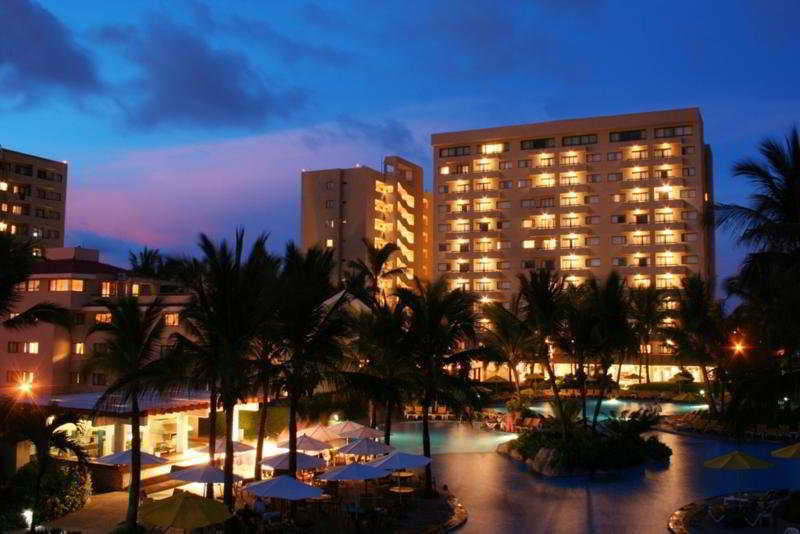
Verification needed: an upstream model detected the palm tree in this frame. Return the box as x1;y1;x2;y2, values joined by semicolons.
481;295;538;394
628;286;670;384
584;271;633;428
82;297;166;530
554;284;594;424
667;274;726;416
715;127;800;262
517;268;570;436
347;304;414;444
1;234;71;331
272;243;349;479
395;277;482;495
172;230;276;509
0;398;88;533
346;238;404;306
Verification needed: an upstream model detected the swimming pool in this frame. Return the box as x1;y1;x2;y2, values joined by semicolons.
525;398;708;419
389;420;800;533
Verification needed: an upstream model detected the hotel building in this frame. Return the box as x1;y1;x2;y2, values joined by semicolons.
302;155;432;287
0;148;67;252
432;108;714;381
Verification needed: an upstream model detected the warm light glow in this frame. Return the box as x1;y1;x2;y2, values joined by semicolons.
18;382;32;394
734;342;744;354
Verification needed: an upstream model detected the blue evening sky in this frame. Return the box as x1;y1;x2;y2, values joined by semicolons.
3;0;799;288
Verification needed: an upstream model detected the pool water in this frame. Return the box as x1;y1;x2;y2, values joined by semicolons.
525;398;708;420
389;420;800;533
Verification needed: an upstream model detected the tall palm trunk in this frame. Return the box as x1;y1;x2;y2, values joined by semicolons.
383;400;393;445
421;399;433;496
591;375;608;430
254;395;268;480
542;350;568;436
206;389;217;498
511;365;521;394
126;396;141;529
31;456;47;533
643;335;651;384
700;365;718;416
369;400;377;428
288;394;298;478
222;399;235;511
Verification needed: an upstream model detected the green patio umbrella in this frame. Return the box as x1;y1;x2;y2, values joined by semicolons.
703;451;773;493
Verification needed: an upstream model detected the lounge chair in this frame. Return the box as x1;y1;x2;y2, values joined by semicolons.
707;503;726;523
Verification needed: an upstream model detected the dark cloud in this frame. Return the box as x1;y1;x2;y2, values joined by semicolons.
302;116;423;160
0;0;100;103
101;16;305;129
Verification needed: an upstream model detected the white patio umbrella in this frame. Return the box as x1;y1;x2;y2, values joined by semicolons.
245;475;323;501
96;450;168;466
328;421;367;436
193;438;254;455
318;463;387;481
367;451;431;470
298;424;340;443
277;434;331;453
338;426;384;440
338;438;395;456
261;452;326;471
168;464;243;483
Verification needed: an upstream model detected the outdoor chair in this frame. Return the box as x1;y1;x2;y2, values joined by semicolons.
708;503;726;523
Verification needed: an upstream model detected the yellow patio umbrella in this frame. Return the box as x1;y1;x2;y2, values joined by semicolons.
771;443;800;459
704;450;773;493
139;491;230;531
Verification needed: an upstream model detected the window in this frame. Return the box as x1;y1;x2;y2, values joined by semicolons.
631;191;650;203
560;154;578;165
458;164;470;174
680;189;697;199
50;279;82;292
560;174;580;186
584;195;599;204
682;146;695;155
539;156;554;167
541;238;556;250
438;185;449;194
653;148;672;158
165;312;180;326
458;263;470;273
518;179;531;188
496;240;511;249
608;172;622;182
682;232;698;242
522;240;536;249
497;221;511;229
476;222;490;232
610;129;647;142
681;210;698;221
500;180;513;189
586;237;600;246
325;181;335;190
437;263;450;272
499;160;512;170
586;215;600;224
326;239;334;248
635;213;649;224
632;233;651;245
561;196;579;207
499;281;512;290
95;313;112;324
637;256;650;267
612;257;627;266
607;151;622;161
521;199;538;208
586;258;601;267
439;146;471;157
475;280;493;291
437;223;450;232
20;280;40;292
562;134;597;146
683;255;699;264
521;260;535;269
74;342;85;355
682;167;696;177
480;142;509;154
588;174;602;184
541;197;555;207
611;235;627;245
324;219;335;228
654;125;693;138
69;372;81;385
457;242;470;252
438;243;450;252
612;193;624;203
538;175;555;187
439;166;450;176
91;373;107;386
587;153;602;163
324;200;334;208
15;164;33;176
498;261;511;270
654;232;675;244
518;159;532;168
521;138;555;150
9;341;38;354
630;149;648;160
611;214;626;224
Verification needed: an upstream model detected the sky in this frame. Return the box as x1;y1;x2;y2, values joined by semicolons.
2;0;799;287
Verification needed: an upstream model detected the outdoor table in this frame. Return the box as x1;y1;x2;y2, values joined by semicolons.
389;485;414;495
393;470;414;480
310;494;332;502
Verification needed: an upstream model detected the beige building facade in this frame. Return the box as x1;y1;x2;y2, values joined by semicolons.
432;108;714;381
0;148;67;252
301;156;432;288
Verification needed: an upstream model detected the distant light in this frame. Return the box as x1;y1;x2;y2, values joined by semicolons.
22;509;32;528
699;389;705;396
734;342;744;354
18;382;32;394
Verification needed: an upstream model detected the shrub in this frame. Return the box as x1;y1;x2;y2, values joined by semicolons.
2;460;92;526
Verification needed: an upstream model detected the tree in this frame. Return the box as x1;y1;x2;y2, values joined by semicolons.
481;295;538;394
346;303;414;444
554;284;594;424
83;297;166;530
346;238;404;307
628;286;670;383
172;231;277;509
272;243;349;479
0;398;88;533
666;274;726;416
1;234;72;331
395;277;483;495
517;268;570;436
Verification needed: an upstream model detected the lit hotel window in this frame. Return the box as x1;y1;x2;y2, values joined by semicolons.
74;342;85;355
165;312;180;327
326;239;334;248
95;313;111;324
